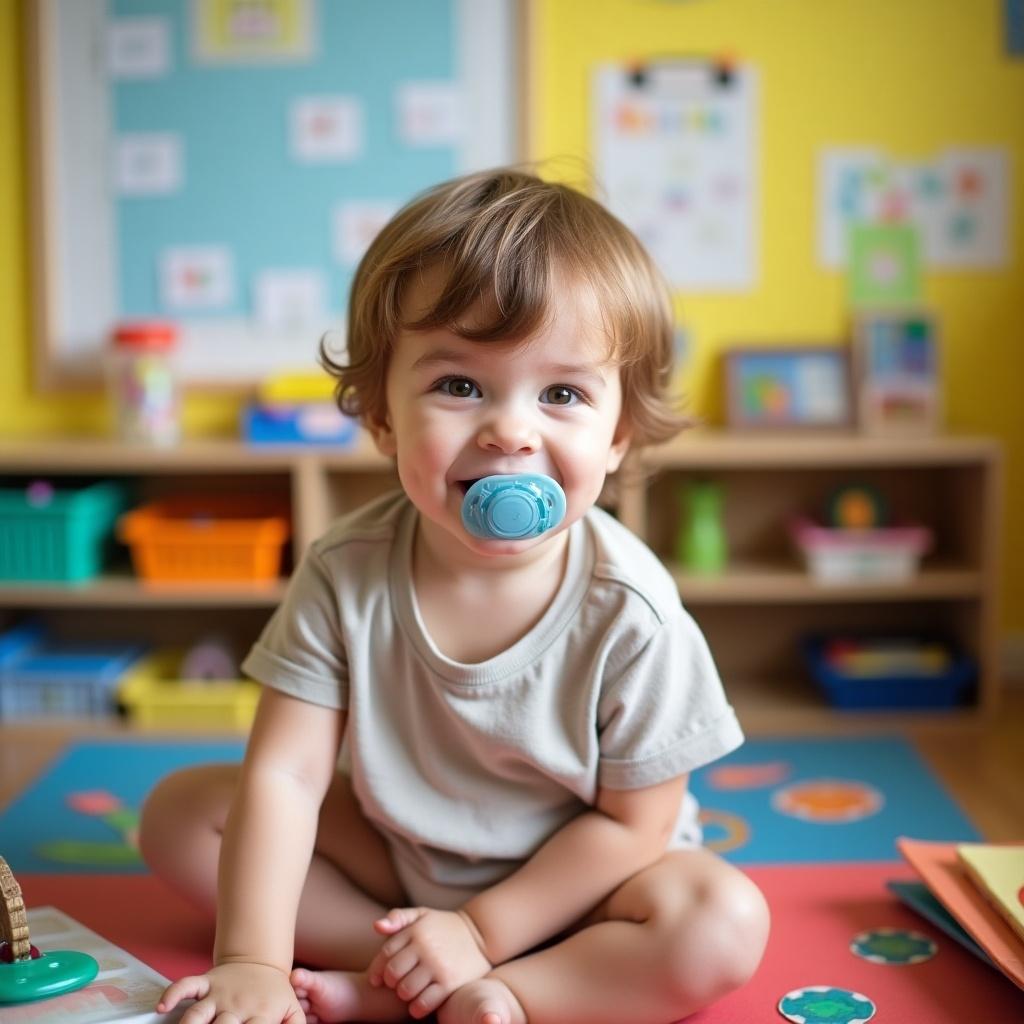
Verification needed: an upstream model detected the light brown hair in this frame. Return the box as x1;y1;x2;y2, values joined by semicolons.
321;168;689;448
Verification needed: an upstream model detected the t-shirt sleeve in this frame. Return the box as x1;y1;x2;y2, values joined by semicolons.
596;608;743;789
241;547;349;710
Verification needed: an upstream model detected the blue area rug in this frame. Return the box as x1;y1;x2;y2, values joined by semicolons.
0;735;978;873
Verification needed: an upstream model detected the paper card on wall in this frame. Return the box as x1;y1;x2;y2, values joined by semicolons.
593;62;758;290
291;96;364;163
160;245;235;310
332;201;400;267
115;133;184;196
193;0;314;63
396;82;466;146
253;269;327;329
848;223;922;307
108;17;172;78
819;147;1009;268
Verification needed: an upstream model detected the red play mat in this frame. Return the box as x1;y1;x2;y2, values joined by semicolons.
16;865;1024;1022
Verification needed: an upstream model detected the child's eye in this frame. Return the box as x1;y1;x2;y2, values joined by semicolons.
437;377;481;399
540;385;583;406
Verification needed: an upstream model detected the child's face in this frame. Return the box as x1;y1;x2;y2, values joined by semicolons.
370;268;630;558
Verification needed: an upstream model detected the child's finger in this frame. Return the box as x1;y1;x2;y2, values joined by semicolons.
410;981;447;1019
373;906;422;933
367;927;413;985
381;948;420;989
156;974;210;1012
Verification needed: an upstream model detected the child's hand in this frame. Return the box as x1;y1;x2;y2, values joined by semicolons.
157;961;304;1024
367;906;492;1018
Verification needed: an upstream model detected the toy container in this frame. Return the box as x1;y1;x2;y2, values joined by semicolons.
118;650;260;729
0;620;146;719
118;495;290;583
0;480;127;583
802;635;975;711
791;518;932;583
107;321;181;447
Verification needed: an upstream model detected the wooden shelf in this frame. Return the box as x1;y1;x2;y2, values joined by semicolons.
725;674;985;734
670;561;984;604
0;575;288;608
641;430;1001;469
0;431;1004;728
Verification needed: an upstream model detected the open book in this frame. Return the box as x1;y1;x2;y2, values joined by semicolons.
897;837;1024;992
1;907;183;1023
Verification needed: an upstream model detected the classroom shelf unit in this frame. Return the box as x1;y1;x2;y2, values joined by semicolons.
0;432;1002;733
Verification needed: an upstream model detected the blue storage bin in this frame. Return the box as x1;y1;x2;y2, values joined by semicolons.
241;403;358;447
801;635;976;711
0;620;146;719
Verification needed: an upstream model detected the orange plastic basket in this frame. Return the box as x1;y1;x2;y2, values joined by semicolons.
118;496;291;583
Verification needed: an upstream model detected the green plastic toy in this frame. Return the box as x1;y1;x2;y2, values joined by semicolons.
0;856;99;1004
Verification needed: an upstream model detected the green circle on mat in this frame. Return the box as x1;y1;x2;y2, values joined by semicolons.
778;985;876;1024
851;927;937;965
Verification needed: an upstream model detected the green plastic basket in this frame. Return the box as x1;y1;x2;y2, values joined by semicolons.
0;481;127;583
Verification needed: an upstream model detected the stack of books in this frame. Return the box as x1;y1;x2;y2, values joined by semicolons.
892;837;1024;990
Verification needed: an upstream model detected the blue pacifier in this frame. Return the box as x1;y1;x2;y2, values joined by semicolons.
461;474;566;541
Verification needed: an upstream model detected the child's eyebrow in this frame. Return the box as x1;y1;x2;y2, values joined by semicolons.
410;348;466;371
410;348;609;390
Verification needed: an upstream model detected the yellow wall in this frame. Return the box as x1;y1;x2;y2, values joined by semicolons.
529;0;1024;629
1;1;1022;625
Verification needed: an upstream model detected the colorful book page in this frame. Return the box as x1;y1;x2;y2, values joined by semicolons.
897;837;1024;992
958;844;1024;944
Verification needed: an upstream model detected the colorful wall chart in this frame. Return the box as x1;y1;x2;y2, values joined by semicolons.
593;61;758;290
818;148;1009;269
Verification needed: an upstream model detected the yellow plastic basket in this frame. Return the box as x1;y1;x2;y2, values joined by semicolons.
118;651;260;730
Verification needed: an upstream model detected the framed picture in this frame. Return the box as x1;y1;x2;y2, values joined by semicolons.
725;346;853;430
852;311;941;436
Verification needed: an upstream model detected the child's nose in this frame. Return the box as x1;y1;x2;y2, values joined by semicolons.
477;410;540;455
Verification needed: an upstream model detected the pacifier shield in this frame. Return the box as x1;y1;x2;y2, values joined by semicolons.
461;474;566;540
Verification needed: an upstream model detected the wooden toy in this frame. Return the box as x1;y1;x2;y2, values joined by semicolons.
0;856;98;1004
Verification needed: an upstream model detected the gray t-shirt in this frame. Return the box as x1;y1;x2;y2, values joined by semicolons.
242;491;743;908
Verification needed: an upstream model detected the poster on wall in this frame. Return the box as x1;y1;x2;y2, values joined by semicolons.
818;147;1010;269
593;60;758;290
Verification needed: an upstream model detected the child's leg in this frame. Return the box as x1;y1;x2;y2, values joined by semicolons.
440;848;769;1024
139;763;405;968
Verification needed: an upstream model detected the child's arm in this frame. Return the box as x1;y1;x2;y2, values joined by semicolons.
367;775;686;1015
157;687;346;1022
462;774;687;963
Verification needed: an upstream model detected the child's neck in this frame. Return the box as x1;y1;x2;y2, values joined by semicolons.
412;521;571;664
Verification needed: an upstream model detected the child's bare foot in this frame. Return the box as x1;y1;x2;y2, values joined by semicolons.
438;978;527;1024
290;967;409;1024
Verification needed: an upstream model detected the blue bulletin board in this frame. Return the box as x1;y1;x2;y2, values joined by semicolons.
31;0;516;386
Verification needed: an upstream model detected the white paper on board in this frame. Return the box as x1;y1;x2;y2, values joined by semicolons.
253;269;328;330
818;146;1010;268
115;133;184;196
108;16;172;78
291;96;364;163
160;245;235;310
332;201;401;267
593;62;759;290
396;81;466;146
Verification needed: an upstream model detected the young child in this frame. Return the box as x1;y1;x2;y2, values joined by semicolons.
141;168;769;1024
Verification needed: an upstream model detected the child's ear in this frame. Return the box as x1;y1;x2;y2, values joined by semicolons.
606;419;631;473
368;411;397;457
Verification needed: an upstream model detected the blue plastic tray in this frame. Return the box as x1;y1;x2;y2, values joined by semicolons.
802;636;976;711
0;620;145;719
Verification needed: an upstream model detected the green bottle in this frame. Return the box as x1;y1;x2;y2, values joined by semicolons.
678;481;727;574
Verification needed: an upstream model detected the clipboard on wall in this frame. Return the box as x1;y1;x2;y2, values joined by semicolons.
27;0;519;390
593;58;758;291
